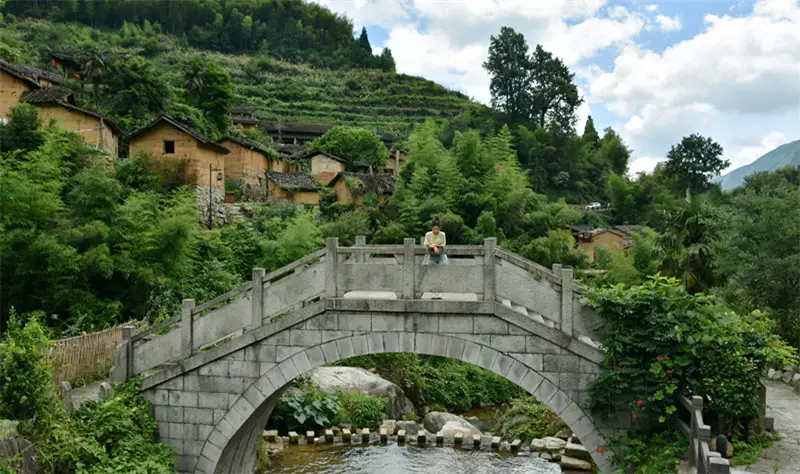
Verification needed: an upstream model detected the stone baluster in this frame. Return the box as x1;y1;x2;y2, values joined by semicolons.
561;268;574;337
403;238;415;299
251;268;265;329
325;237;339;297
483;237;497;303
181;299;195;359
354;235;366;263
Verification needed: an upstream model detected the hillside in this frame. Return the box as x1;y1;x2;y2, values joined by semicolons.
717;139;800;190
0;17;485;135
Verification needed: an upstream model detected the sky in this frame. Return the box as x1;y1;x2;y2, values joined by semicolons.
312;0;800;175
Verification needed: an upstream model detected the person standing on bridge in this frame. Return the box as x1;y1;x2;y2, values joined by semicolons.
424;216;447;265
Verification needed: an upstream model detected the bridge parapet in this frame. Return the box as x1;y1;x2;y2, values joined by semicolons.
113;237;602;382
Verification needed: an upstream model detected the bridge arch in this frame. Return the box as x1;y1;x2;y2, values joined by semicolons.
193;329;613;474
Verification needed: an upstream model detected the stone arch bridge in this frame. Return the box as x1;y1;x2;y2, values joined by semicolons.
112;237;615;473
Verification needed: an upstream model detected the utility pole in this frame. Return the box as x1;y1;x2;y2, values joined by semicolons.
208;163;213;230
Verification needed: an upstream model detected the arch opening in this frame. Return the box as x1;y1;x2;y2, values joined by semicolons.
194;332;613;474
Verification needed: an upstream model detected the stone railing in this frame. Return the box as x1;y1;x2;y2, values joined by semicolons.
678;394;730;474
112;237;601;381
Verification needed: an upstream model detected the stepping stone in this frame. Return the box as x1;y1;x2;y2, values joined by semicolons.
342;429;351;442
454;433;463;445
397;430;406;444
491;436;501;449
472;434;482;448
436;432;444;446
288;431;299;444
380;428;388;443
361;428;370;443
417;430;426;444
510;439;522;451
324;429;334;443
263;430;279;442
306;430;315;441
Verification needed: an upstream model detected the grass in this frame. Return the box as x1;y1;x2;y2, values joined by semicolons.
731;432;781;466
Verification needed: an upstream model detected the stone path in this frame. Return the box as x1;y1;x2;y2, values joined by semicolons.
737;380;800;474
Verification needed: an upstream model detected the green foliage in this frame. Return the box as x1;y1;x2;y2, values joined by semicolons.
271;385;342;433
401;412;420;422
519;229;587;269
0;103;44;153
608;431;686;474
493;396;566;442
320;210;370;246
0;311;56;421
664;134;728;194
182;56;234;138
309;126;389;167
339;393;387;428
588;276;796;430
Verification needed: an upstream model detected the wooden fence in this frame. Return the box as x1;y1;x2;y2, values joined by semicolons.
49;325;126;385
677;394;731;474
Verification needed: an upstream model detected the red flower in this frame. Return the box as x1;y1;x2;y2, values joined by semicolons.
615;366;621;371
632;414;637;419
73;73;81;79
637;400;644;407
667;369;675;375
596;447;609;454
50;59;57;68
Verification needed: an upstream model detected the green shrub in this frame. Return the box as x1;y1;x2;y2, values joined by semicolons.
494;396;566;442
340;393;387;428
608;431;685;474
401;412;420;422
270;386;341;432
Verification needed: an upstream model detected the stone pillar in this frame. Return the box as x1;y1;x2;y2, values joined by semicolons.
403;238;415;299
325;237;339;297
483;238;497;302
251;268;265;329
560;268;574;337
394;150;400;177
354;235;366;263
551;263;563;278
120;325;134;382
181;299;195;359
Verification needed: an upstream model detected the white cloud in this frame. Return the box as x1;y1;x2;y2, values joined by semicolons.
644;4;659;12
588;0;800;172
730;131;789;171
655;14;682;31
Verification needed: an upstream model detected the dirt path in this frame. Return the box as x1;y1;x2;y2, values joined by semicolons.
736;380;800;474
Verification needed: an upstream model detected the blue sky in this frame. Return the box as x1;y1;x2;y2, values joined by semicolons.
316;0;800;174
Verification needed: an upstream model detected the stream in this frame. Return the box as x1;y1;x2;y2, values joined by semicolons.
267;443;562;473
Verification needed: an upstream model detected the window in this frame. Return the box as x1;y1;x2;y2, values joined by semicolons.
163;140;175;154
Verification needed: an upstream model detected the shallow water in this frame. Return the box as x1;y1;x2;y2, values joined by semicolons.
268;443;562;474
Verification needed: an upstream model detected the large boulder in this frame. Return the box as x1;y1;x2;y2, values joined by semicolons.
423;412;482;436
305;367;414;419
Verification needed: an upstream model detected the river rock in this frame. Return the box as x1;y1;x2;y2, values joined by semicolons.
379;420;397;435
0;420;40;473
781;371;794;384
560;455;593;471
438;420;479;438
530;438;546;452
397;421;433;438
555;427;572;440
303;367;415;419
423;412;482;436
710;437;735;458
564;441;592;462
768;369;782;381
543;436;567;452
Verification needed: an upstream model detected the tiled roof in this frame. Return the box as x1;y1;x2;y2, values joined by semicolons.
277;143;307;157
297;148;348;164
127;116;230;154
21;87;75;104
329;172;396;196
221;136;274;156
266;171;320;191
0;59;63;86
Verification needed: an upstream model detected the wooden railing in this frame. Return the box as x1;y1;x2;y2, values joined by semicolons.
678;394;731;474
50;325;128;384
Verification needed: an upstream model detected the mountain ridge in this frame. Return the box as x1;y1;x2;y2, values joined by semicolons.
716;139;800;190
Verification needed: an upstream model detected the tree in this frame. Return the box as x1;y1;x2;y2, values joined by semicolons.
483;26;532;125
0;103;44;153
378;48;396;73
598;127;630;176
664;134;727;193
104;56;169;128
308;126;389;167
529;45;582;131
182;57;234;137
582;116;600;151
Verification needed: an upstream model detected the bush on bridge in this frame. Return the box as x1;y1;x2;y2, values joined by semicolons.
587;276;796;431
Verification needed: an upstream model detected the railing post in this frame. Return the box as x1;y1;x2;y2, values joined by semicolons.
122;325;133;381
551;263;563;278
325;237;339;297
403;238;415;299
692;395;706;468
483;238;496;303
181;299;195;359
560;268;574;337
354;235;366;263
251;268;265;329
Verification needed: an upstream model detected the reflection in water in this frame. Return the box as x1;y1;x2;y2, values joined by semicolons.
268;443;561;474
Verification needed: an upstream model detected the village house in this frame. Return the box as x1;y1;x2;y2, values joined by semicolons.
328;172;396;205
265;171;321;205
293;149;349;185
0;59;64;118
21;87;121;156
219;136;274;198
127;116;230;191
570;225;636;262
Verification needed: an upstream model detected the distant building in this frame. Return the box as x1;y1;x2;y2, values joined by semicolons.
293;149;349;186
265;171;320;205
0;59;64;118
328;172;396;205
570;225;637;262
127;116;230;190
22;87;121;156
220;136;273;197
386;146;407;177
